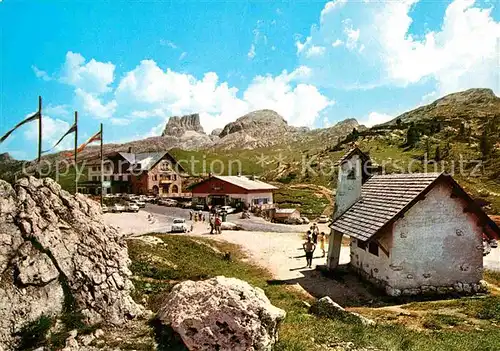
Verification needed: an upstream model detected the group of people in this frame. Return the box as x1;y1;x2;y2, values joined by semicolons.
189;209;224;234
190;210;206;222
302;223;327;268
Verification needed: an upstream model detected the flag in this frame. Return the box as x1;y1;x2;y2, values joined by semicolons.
0;111;40;144
64;130;101;158
42;123;77;154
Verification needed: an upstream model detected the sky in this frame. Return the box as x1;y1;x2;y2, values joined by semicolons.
0;0;499;160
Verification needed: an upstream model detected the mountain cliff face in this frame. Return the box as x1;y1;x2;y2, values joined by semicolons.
161;114;205;137
219;110;296;138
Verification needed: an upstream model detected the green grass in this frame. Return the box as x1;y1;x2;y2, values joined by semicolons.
129;235;500;351
273;187;330;218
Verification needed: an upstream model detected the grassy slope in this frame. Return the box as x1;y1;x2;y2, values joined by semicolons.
128;235;500;351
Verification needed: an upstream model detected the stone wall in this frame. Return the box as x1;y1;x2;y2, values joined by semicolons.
390;181;483;292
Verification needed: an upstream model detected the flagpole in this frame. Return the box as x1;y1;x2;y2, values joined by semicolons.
74;111;78;194
100;123;103;207
38;96;42;178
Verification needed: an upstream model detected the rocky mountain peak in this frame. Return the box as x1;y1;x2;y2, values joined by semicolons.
162;114;205;137
219;110;291;138
0;152;12;162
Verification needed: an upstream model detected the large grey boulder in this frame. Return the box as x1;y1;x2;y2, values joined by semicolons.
158;276;286;351
0;177;143;350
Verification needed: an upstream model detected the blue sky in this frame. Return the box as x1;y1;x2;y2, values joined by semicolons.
1;0;499;160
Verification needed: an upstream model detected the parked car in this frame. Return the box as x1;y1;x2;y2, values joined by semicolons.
194;204;205;210
490;239;498;248
301;217;310;224
126;203;139;213
112;204;126;213
220;206;235;214
283;217;302;225
171;218;188;233
181;202;192;209
101;205;109;213
317;215;330;224
133;200;146;208
159;198;178;206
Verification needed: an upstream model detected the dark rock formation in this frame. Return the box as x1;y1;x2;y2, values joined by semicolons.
161;114;205;137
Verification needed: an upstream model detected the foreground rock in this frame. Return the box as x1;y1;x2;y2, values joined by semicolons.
158;276;286;351
309;297;375;326
0;177;143;349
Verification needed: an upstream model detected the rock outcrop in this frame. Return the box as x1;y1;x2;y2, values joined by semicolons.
0;177;143;349
162;114;205;137
158;276;286;351
309;297;375;326
219;109;294;138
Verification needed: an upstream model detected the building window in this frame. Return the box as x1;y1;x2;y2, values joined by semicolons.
92;166;97;171
357;241;366;250
368;242;379;256
347;168;356;179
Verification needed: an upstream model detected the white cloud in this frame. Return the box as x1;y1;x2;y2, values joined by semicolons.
113;60;331;132
298;0;500;95
160;40;177;49
24;114;72;151
32;66;52;81
343;19;360;50
45;104;71;118
75;88;117;119
295;36;311;54
179;52;187;60
320;0;347;23
110;118;132;126
359;112;393;127
332;39;343;47
60;51;115;94
248;44;256;59
305;45;326;57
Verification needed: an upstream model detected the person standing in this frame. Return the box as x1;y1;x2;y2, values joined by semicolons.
189;210;193;221
215;215;222;234
303;237;316;268
312;230;318;245
209;214;215;234
319;232;326;257
312;223;319;236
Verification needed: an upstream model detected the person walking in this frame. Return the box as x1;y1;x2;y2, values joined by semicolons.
303;237;316;268
209;214;215;234
319;232;326;257
312;230;318;245
189;211;193;221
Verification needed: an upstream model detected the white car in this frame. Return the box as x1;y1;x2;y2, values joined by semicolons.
171;218;188;233
133;200;146;208
159;198;177;207
101;205;109;213
301;217;310;224
220;206;235;214
317;215;330;224
126;203;139;212
112;204;126;213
